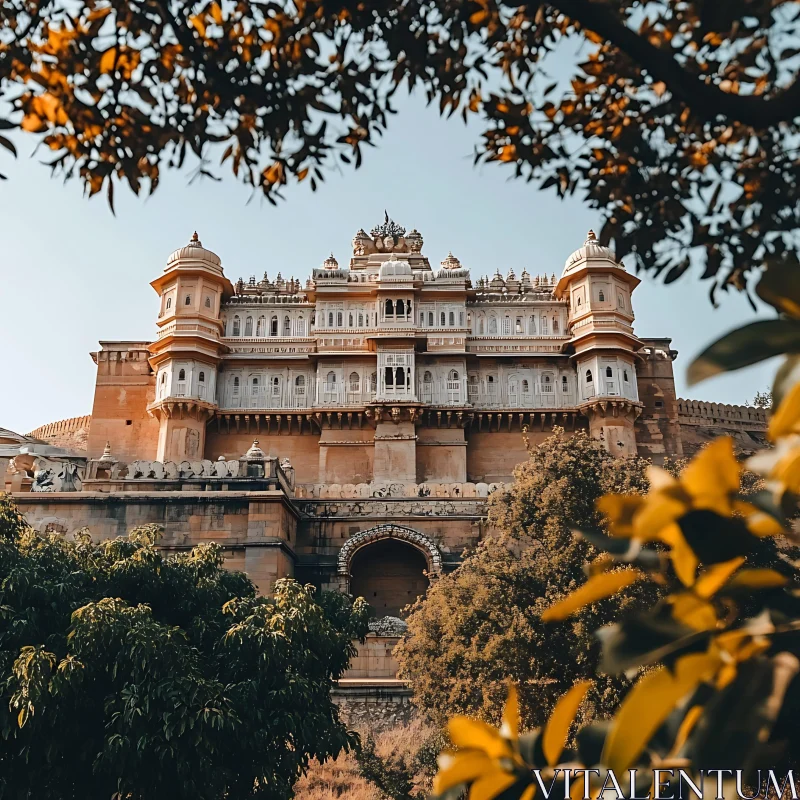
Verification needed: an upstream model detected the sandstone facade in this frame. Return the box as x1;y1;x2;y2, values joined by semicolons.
7;217;768;683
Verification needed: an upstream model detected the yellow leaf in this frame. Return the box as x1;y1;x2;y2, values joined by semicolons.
448;717;510;759
652;81;667;97
669;593;718;631
725;569;788;590
597;494;642;537
660;523;698;587
433;751;495;794
209;1;223;24
99;47;117;74
500;683;518;741
602;653;719;772
21;113;45;132
542;680;592;766
681;437;739;514
541;568;641;622
693;557;745;598
669;704;703;757
769;382;800;440
469;768;518;800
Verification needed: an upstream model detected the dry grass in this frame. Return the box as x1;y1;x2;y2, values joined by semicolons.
293;718;438;800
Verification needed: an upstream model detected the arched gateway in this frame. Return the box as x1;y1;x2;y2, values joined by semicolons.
338;525;442;618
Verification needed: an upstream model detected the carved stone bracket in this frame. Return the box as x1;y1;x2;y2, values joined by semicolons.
577;398;644;420
147;398;216;422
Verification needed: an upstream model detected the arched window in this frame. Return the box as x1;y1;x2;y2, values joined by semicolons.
502;316;511;335
385;299;394;316
198;371;205;382
232;316;240;336
541;316;548;334
623;370;629;382
489;317;497;334
358;312;364;327
295;374;306;392
166;297;172;310
599;290;605;302
423;370;433;383
553;318;560;333
515;318;523;334
577;297;582;307
244;316;253;336
395;366;405;386
205;296;211;308
396;299;405;316
544;375;551;384
328;311;334;327
459;311;465;326
232;376;240;396
283;316;290;335
326;371;336;385
420;312;425;326
440;311;446;326
185;295;191;305
349;372;360;391
252;376;259;389
478;318;485;335
449;311;455;326
529;315;535;334
297;316;305;336
522;379;529;392
562;375;569;391
428;311;434;326
271;316;278;336
178;368;186;381
606;366;613;378
586;370;593;383
448;369;459;381
337;311;343;327
271;376;281;396
384;366;394;386
256;316;265;336
618;293;625;309
349;312;354;327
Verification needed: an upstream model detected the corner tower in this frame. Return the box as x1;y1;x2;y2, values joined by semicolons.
147;233;233;461
555;231;643;456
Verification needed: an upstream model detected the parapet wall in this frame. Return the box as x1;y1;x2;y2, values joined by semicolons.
677;399;767;427
27;415;92;450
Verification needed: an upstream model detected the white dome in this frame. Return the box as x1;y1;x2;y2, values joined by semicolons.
379;257;413;280
167;232;222;268
563;230;620;275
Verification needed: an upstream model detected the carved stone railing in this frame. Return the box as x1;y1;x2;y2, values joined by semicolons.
295;480;508;499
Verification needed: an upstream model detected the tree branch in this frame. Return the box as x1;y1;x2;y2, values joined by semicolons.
551;0;800;128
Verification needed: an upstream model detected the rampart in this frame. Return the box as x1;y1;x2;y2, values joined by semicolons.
26;415;92;450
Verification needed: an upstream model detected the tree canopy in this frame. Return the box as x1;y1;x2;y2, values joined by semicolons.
1;1;799;296
394;429;657;729
0;494;369;800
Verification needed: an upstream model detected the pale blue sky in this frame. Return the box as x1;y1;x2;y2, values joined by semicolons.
0;93;776;435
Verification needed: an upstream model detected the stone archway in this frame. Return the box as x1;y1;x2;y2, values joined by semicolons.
338;525;442;617
338;524;442;584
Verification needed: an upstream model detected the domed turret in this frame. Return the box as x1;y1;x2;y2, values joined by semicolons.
562;230;620;277
166;231;222;270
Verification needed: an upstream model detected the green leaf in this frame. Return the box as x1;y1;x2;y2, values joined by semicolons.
687;319;800;386
756;257;800;318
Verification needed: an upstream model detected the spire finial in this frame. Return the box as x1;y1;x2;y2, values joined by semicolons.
586;229;596;241
191;231;199;242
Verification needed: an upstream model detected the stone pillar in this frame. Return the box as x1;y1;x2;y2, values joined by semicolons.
373;421;417;482
156;415;208;462
584;403;639;458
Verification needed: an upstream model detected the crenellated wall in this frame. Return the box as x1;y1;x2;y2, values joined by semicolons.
26;415;92;451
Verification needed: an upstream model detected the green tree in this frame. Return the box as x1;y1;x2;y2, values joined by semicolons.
1;1;797;292
395;429;657;729
0;493;369;800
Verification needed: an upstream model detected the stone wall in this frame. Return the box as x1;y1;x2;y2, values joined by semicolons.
12;490;298;594
677;397;768;457
26;415;92;451
333;681;415;731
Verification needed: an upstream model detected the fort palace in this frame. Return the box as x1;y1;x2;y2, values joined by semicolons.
2;215;768;686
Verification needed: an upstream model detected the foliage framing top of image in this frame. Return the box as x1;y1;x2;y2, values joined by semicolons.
1;0;800;295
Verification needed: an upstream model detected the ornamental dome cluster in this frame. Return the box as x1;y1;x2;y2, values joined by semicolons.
562;230;621;276
166;231;222;269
